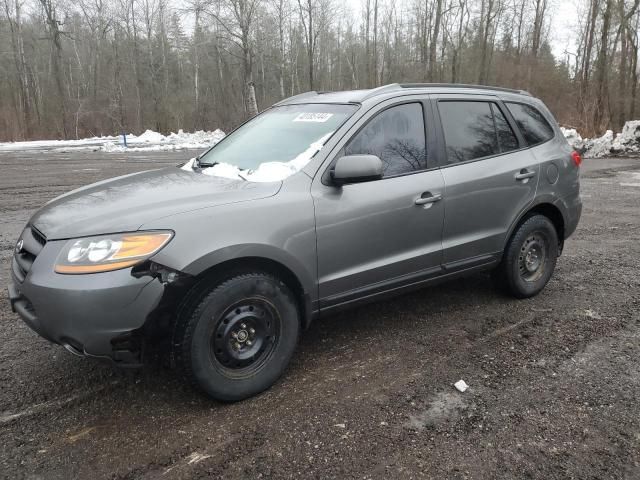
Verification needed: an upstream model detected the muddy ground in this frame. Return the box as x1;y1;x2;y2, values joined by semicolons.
0;150;638;479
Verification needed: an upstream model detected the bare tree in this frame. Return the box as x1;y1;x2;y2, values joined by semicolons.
0;0;639;141
209;0;260;116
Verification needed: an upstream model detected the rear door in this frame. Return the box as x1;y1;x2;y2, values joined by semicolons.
432;95;540;268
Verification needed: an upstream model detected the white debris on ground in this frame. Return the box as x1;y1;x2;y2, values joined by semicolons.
454;380;469;392
181;131;333;182
562;120;640;158
0;129;226;153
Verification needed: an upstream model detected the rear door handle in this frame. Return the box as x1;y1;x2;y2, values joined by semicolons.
415;192;442;205
515;169;536;181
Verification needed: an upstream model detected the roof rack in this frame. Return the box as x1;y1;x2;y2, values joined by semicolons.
273;90;318;105
359;83;401;101
399;83;531;96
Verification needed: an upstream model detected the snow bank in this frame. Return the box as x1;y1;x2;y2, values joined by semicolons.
135;129;165;143
101;128;225;152
0;129;226;153
560;128;586;151
562;121;640;158
587;130;615;158
612;120;640;155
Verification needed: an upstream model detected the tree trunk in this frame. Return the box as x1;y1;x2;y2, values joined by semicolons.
594;0;614;129
246;81;258;117
39;0;68;138
429;0;443;82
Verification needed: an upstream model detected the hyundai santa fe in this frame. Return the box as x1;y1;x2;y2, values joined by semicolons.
8;83;582;401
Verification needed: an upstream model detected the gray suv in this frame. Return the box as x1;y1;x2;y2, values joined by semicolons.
8;84;582;401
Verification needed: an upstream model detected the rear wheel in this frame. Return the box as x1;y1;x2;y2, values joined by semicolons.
173;272;300;401
493;214;559;299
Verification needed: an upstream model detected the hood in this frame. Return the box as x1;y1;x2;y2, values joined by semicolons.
30;167;281;239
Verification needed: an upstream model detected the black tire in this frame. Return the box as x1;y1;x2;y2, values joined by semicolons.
493;214;559;299
172;272;300;402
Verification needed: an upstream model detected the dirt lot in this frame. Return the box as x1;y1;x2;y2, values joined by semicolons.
0;150;639;479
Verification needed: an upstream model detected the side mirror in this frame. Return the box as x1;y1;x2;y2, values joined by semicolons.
331;155;383;186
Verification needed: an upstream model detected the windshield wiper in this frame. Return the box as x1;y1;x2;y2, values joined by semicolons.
198;161;218;169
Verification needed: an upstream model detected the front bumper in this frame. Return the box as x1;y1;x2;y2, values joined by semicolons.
9;239;165;364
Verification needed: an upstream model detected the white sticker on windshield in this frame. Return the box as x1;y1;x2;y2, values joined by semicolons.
293;112;334;123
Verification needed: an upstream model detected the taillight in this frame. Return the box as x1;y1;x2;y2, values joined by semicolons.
571;151;582;167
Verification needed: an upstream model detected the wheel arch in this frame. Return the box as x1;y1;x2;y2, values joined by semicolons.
182;248;315;328
504;201;566;254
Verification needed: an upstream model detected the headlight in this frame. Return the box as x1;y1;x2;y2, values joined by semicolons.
54;231;173;274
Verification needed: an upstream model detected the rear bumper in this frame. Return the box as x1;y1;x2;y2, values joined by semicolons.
562;193;582;239
9;240;165;365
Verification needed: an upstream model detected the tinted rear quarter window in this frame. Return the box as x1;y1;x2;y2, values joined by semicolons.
506;102;555;146
492;104;519;152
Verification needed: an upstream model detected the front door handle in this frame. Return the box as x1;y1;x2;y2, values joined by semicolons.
415;192;442;206
515;169;536;181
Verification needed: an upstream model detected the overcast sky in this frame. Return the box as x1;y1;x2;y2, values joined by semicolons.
548;0;581;60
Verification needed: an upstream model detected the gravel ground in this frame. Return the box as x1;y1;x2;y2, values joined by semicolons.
0;150;638;479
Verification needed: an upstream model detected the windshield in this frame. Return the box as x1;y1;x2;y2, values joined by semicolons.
194;103;357;181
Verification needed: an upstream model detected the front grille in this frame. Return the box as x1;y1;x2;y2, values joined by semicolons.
12;226;47;282
31;226;46;247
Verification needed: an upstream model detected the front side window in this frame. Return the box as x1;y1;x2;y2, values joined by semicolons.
344;103;427;177
196;103;357;181
506;102;554;146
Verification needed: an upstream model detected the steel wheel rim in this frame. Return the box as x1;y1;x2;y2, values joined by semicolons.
518;232;548;282
210;297;280;376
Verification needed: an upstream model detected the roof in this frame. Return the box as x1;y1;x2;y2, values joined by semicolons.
275;83;532;106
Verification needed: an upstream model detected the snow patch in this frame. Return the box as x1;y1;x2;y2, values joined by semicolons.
187;131;333;182
180;158;197;170
135;129;165;143
203;162;247;180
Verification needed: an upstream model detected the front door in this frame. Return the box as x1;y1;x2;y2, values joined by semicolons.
312;100;445;308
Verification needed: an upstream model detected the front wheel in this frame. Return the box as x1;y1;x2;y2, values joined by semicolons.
173;272;300;401
493;214;559;299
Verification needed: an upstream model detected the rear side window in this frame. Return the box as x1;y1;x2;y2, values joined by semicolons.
345;103;427;177
506;102;554;146
438;101;518;164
